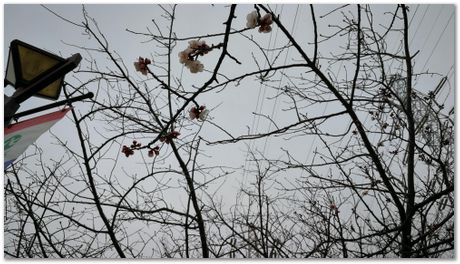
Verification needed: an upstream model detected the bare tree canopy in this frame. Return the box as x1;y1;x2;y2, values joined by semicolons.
4;4;454;258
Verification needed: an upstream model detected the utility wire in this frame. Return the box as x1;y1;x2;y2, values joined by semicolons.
388;4;425;75
255;4;284;142
409;4;428;47
420;11;454;72
408;4;420;28
417;6;444;63
300;4;343;172
261;4;300;155
242;4;282;181
446;64;454;79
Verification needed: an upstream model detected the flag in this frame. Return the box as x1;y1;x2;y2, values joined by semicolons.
4;108;71;169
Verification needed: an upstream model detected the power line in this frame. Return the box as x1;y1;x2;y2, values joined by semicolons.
262;4;300;155
389;5;429;75
254;4;284;140
417;6;444;59
408;4;420;28
409;4;428;47
300;4;342;171
420;11;454;72
446;64;454;79
384;4;421;80
242;4;282;181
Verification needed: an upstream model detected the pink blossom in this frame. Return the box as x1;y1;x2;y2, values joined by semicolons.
259;13;273;33
260;13;273;25
134;57;152;75
148;146;160;157
170;131;180;138
189;106;200;120
186;60;204;73
188;39;207;50
189;105;208;121
198;109;209;121
198;43;210;55
130;140;141;149
178;48;193;64
178;40;211;73
188;40;210;56
246;11;258;28
152;146;160;155
160;131;181;144
188;40;201;49
122;145;134;157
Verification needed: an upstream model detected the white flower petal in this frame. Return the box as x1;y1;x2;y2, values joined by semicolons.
246;11;258;29
198;109;209;121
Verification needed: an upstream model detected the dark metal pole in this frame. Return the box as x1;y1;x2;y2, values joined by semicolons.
4;96;20;125
7;92;94;121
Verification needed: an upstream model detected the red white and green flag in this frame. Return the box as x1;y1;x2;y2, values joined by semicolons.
4;108;71;169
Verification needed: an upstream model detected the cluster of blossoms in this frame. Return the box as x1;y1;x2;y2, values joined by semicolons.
121;140;160;158
121;140;141;157
246;11;273;33
134;57;152;75
160;130;181;144
189;105;209;121
121;145;135;157
148;146;160;157
178;40;211;73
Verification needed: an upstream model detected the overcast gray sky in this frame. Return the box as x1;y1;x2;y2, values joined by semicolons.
3;1;456;214
3;3;454;154
3;4;455;182
2;3;456;260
